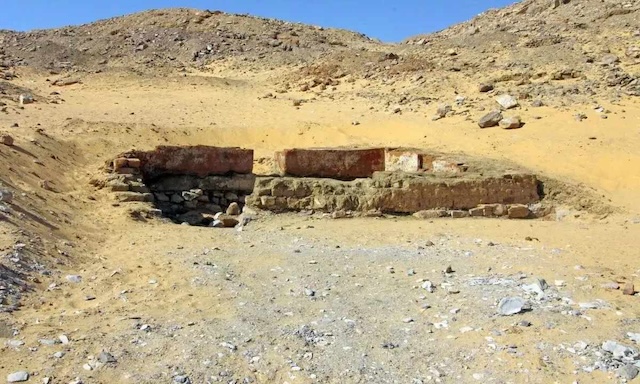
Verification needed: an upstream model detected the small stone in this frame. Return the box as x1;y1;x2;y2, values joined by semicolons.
403;318;414;323
40;180;53;191
600;54;620;65
173;375;192;384
602;282;620;290
435;104;452;119
497;297;527;316
18;94;34;105
7;371;29;383
574;113;587;122
220;341;237;351
407;269;416;276
211;214;239;228
495;94;518;109
293;99;302;107
0;189;13;203
617;364;639;380
602;340;638;360
627;332;640;343
304;288;315;297
518;320;532;327
226;202;241;216
59;335;69;344
65;275;82;283
422;281;435;293
39;339;58;346
7;340;25;347
623;283;635;295
444;265;454;274
53;351;65;358
1;134;14;146
83;364;93;371
479;83;494;93
478;110;503;128
499;116;522;129
98;351;117;363
460;326;474;333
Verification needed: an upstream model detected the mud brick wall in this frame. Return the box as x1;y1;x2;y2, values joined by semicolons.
275;148;386;179
246;172;541;217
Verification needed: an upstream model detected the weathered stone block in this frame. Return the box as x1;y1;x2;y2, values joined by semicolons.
493;204;507;216
108;181;130;192
385;149;421;172
432;160;468;174
199;174;256;192
469;207;487;217
413;210;448;219
275;148;385;179
115;167;138;175
450;210;470;218
508;204;531;219
129;182;150;194
113;158;129;171
132;146;253;178
114;192;154;203
127;158;141;168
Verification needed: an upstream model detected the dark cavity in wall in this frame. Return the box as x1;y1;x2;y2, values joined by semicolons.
144;173;256;226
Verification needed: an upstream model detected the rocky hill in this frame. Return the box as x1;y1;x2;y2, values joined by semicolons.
0;8;376;73
1;1;639;110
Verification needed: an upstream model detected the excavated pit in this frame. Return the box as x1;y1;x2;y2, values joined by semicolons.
104;145;255;226
145;173;256;226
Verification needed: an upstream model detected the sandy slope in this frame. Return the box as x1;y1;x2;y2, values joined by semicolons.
0;67;639;383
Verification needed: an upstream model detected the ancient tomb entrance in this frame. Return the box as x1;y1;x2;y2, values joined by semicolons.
108;146;255;226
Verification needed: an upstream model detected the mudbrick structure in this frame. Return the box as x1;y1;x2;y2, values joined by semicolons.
97;145;549;226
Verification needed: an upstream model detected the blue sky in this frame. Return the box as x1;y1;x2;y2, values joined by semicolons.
0;0;518;42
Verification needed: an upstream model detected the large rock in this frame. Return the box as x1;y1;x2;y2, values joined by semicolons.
497;297;527;315
275;148;385;179
7;371;29;383
495;94;519;109
500;116;522;129
123;146;253;179
478;111;503;128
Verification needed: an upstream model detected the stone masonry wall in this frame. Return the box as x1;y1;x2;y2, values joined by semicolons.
97;145;548;224
246;172;543;218
102;146;255;226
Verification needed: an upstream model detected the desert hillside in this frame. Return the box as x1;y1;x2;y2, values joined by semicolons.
1;1;640;383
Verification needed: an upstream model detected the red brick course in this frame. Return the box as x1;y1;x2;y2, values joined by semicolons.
275;148;385;179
